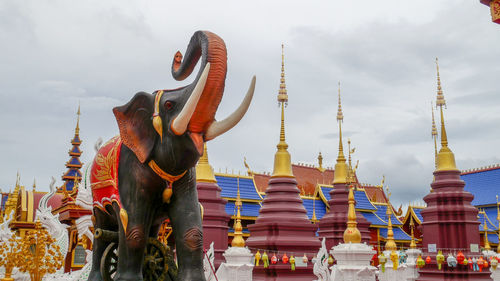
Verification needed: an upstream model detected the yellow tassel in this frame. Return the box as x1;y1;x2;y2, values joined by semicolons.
120;208;128;234
153;90;164;141
152;116;163;142
163;188;173;203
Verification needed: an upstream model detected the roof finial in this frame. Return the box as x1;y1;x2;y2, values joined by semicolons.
435;58;458;171
312;195;317;222
32;178;36;192
76;102;81;135
343;184;361;243
196;143;217;183
384;185;397;251
347;138;356;184
317;152;325;172
409;215;417;249
231;177;245;247
272;44;293;178
333;82;348;184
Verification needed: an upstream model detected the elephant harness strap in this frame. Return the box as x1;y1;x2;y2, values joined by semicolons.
148;160;187;203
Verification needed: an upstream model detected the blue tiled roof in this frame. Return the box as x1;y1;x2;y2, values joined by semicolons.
319;186;376;211
413;207;424;224
72;135;81;143
65;169;82;177
228;227;250;234
225;201;261;217
462;168;500;206
71;146;81;153
302;199;327;220
362;212;387;225
478;209;498;231
379;227;411;241
320;186;332;202
217;176;261;200
487;233;499;244
66;180;75;191
355;190;376;211
70;157;81;165
374;205;402;226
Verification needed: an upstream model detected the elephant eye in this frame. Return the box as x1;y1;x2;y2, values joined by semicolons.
164;101;174;110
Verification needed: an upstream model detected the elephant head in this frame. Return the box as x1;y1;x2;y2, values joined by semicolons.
113;30;255;176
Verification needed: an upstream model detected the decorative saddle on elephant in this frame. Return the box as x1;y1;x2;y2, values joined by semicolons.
91;135;123;212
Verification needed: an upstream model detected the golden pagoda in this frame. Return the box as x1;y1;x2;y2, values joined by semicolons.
231;179;245;248
384;186;397;251
343;185;361;243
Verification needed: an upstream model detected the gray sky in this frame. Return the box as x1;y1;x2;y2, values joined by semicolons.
0;0;498;207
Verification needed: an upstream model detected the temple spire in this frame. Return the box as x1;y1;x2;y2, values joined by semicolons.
196;143;217;183
61;105;84;192
343;185;361;243
333;82;348;184
481;209;491;251
272;44;293;178
409;214;417;249
231;177;245;247
435;58;458;171
384;186;397;251
431;102;438;169
32;178;36;192
76;102;81;135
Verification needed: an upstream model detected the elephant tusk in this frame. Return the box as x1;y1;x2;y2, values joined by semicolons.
171;63;211;135
205;75;256;141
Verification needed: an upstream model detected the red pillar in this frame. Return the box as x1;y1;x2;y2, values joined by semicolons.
197;181;230;269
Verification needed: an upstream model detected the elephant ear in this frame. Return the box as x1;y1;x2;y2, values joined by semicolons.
113;92;157;163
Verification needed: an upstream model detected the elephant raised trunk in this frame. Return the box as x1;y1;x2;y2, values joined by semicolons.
171;31;227;136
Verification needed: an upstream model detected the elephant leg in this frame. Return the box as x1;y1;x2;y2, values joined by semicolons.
113;202;152;281
168;175;206;281
88;208;116;281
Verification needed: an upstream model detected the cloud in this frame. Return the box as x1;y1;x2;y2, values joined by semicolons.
0;0;498;210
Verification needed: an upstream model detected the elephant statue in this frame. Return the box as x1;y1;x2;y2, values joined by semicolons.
88;30;255;281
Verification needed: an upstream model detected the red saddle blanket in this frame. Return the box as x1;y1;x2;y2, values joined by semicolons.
91;135;123;212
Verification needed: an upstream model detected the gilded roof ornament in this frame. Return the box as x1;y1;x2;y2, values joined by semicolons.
434;58;458;172
481;209;491;251
231;177;245;247
409;215;417;249
384;185;397;251
343;185;361;243
195;143;217;183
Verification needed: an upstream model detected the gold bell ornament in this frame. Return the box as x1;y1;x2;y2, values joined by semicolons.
436;250;445;270
255;250;261;266
262;252;269;268
379;252;387;273
290;255;296;271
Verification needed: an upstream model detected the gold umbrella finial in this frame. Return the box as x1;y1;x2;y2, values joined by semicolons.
272;44;293;178
434;58;458;172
